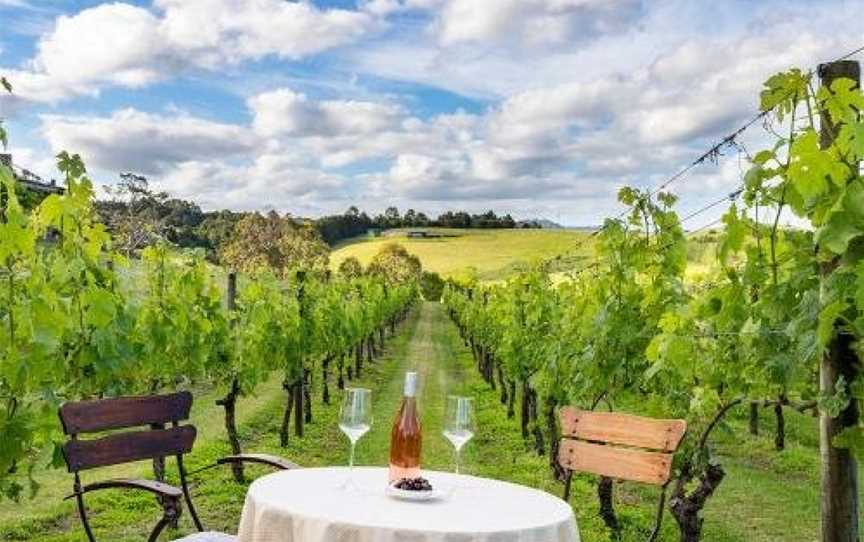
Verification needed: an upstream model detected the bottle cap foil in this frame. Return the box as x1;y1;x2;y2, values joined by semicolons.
404;372;418;397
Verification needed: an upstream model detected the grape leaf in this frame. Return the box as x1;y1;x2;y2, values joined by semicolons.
833;426;864;452
818;78;864;125
787;130;847;200
760;69;809;121
817;300;848;347
817;210;864;255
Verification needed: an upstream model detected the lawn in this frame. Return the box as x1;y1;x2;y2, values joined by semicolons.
0;302;849;541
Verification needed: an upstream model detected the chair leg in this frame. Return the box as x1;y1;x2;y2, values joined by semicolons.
562;470;573;501
177;454;204;532
647;483;669;542
74;476;97;542
149;496;181;542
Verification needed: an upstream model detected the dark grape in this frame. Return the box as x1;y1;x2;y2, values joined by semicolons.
394;477;433;491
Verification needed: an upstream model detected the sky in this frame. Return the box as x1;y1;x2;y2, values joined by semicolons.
0;0;861;226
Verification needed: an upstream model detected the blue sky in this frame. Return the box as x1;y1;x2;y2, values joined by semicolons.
0;0;861;225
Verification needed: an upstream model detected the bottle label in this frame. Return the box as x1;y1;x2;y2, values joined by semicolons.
404;372;417;397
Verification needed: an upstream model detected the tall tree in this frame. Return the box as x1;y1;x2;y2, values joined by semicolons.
221;211;329;275
338;256;364;278
367;243;421;284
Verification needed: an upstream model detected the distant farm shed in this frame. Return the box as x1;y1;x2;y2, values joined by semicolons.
407;230;443;238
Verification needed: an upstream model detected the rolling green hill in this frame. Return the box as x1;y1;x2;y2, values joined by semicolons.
331;228;592;281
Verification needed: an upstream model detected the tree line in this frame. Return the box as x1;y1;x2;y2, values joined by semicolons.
91;178;534;257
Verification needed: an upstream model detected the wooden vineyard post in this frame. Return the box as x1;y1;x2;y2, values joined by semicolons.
818;59;861;542
217;271;245;483
295;270;306;438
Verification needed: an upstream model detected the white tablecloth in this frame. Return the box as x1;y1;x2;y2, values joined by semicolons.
237;467;579;542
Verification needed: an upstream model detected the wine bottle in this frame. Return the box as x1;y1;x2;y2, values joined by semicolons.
389;371;422;481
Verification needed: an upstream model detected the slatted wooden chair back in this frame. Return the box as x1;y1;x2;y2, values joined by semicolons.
557;407;686;486
557;407;687;541
59;391;196;472
59;391;203;542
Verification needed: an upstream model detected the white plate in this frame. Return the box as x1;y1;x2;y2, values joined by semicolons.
385;483;446;502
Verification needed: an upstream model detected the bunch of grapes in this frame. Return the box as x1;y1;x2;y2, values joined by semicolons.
394;477;433;491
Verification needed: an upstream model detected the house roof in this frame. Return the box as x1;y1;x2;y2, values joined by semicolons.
2;155;65;195
17;175;66;194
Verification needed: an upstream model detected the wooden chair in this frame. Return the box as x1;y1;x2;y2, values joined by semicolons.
557;407;686;542
59;391;299;542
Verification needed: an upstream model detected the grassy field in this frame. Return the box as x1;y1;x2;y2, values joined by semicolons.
330;227;726;283
0;301;845;541
331;228;592;281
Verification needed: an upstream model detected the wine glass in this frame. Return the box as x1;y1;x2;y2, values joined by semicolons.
443;396;475;475
339;388;372;487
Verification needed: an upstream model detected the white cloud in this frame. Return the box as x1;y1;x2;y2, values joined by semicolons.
433;0;643;48
41;108;257;174
155;0;379;64
34;3;168;89
2;0;381;103
156;155;349;212
6;0;862;225
249;88;405;138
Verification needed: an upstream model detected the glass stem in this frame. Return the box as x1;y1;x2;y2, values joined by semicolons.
349;440;356;469
455;448;461;475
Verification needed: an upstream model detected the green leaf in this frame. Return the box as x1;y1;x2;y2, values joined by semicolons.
844;180;864;219
788;130;847;201
0;76;11;93
836;121;864;161
56;151;86;179
820;375;850;417
833;426;864;452
719;205;747;264
818;300;848;347
857;260;864;313
760;69;809;120
817;209;864;255
816;182;864;255
83;289;117;328
819;78;864;125
752;150;775;165
850;376;864;401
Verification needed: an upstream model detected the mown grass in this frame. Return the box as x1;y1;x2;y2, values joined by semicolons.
331;228;591;281
0;302;851;541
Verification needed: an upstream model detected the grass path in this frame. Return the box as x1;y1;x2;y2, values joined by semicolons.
0;301;845;541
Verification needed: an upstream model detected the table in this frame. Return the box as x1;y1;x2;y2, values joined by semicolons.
237;466;579;542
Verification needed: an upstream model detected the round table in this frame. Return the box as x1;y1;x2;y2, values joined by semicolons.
236;466;579;542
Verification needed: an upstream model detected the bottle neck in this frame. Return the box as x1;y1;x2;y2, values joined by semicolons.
403;372;417;397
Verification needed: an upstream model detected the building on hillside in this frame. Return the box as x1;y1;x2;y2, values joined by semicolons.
406;230;443;238
0;153;65;196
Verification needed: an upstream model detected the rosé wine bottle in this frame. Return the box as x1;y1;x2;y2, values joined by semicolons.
389;371;422;482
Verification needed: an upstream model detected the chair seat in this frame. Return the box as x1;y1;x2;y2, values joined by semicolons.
173;532;237;542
